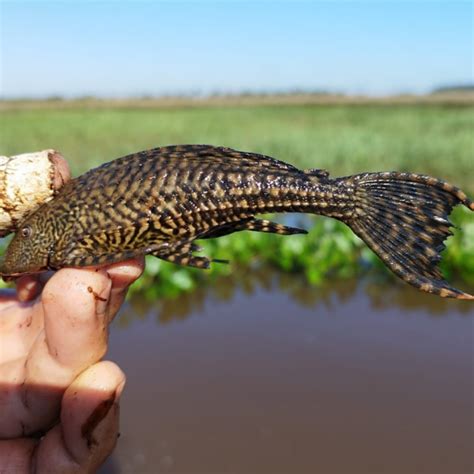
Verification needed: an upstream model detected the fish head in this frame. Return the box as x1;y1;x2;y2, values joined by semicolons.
0;213;55;277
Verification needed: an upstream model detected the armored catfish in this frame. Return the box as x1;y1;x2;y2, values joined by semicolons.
1;145;473;299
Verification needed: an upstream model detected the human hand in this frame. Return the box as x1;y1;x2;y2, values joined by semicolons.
0;258;144;473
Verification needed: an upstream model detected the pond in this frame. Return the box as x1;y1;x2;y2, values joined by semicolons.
100;270;473;474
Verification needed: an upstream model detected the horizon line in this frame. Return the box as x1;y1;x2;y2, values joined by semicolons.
2;84;474;102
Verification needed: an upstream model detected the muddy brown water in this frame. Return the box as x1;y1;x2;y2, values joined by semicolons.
100;272;473;474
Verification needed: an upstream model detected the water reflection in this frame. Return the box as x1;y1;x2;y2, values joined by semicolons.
119;266;473;327
104;265;473;474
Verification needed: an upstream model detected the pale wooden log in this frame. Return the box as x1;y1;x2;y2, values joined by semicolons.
0;150;70;236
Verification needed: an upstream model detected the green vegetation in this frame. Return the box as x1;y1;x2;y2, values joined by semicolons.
2;104;473;191
132;207;473;299
1;103;473;297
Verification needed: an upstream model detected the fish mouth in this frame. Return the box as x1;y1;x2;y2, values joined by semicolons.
0;257;10;278
0;257;45;280
0;270;45;281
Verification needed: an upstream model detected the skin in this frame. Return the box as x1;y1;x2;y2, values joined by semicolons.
0;258;144;473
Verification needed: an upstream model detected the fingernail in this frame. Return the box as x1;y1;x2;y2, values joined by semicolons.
17;276;41;302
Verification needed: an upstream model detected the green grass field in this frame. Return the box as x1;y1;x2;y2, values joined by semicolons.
2;104;473;190
1;103;473;296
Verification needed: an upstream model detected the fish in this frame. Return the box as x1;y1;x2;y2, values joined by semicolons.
0;144;473;299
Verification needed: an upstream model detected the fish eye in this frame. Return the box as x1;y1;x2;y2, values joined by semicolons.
20;226;32;239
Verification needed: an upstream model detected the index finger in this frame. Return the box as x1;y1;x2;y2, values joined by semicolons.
41;258;144;368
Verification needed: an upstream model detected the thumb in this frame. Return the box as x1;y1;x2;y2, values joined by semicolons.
34;361;125;473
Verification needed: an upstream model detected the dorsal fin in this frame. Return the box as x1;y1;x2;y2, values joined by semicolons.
143;145;301;173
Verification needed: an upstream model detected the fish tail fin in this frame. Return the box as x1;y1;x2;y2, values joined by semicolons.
340;172;474;299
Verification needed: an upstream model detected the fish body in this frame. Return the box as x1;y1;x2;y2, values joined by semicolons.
1;145;473;299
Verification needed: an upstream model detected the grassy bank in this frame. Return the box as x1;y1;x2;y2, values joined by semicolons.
2;104;473;191
1;103;473;296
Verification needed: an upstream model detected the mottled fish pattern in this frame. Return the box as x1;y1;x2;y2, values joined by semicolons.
1;145;473;299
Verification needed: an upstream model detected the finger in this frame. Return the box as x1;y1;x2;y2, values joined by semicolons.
50;151;71;189
40;267;113;368
40;258;144;367
15;272;55;303
0;438;38;474
62;361;125;467
34;361;125;473
0;288;21;311
16;275;42;303
103;257;145;322
0;301;43;438
0;300;42;365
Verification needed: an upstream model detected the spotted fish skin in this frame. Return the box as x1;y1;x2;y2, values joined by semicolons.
0;145;473;299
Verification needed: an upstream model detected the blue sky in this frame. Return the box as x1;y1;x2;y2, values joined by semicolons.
1;1;472;98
